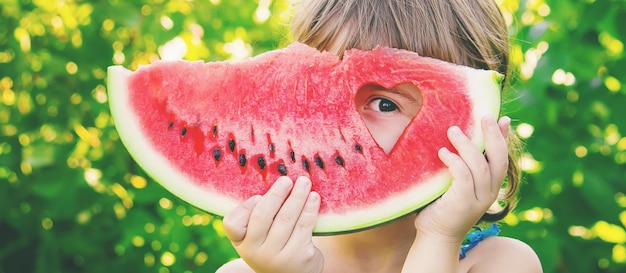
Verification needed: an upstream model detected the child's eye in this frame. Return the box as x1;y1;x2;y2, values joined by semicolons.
367;98;399;112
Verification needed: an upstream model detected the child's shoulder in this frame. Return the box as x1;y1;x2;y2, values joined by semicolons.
462;236;543;273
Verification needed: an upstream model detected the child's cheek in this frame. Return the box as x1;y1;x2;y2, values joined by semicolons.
360;115;410;154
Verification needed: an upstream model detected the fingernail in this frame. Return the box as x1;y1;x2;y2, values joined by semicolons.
276;176;292;190
439;147;451;156
308;192;319;203
248;195;261;204
501;116;511;126
449;126;462;135
295;176;311;190
483;115;496;125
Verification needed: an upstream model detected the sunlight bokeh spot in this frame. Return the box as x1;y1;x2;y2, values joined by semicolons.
141;5;152;16
569;225;593;239
132;236;145;247
76;210;91;224
212;218;226;237
102;19;115;32
144;253;155;267
194;252;208;266
159;37;187;60
159;197;174;210
176;205;187;216
613;244;626;263
604;76;622;93
14;27;31;52
551;69;576;86
151;240;162;251
42;217;54;230
224;38;252;60
572;170;584;186
145;223;156;233
66;62;78;75
169;242;180;253
84;168;102;187
575;146;588;158
114;245;125;255
184;243;198;258
182;215;193;226
113;202;126;219
537;4;550;17
113;51;125;64
592;221;626;244
70;93;82;105
520;153;542;173
92;84;108;104
131;175;148;189
2;89;15;106
503;213;519;226
160;251;175;266
521;207;544;223
549;180;563;195
598;258;610;269
0;50;15;63
516;122;534;139
599;32;624;57
160;16;174;30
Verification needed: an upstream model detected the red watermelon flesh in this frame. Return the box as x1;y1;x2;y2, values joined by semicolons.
107;42;502;234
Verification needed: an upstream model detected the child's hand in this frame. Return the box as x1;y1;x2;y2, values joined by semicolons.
414;115;511;243
222;176;324;273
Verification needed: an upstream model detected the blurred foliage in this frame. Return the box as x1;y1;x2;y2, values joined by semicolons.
0;0;624;272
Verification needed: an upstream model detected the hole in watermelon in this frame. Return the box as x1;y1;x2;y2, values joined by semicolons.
355;83;422;154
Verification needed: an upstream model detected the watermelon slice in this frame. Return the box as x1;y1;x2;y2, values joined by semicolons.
107;42;502;234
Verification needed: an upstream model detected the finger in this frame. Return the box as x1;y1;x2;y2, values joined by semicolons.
438;147;475;200
245;176;294;247
446;125;491;199
222;195;262;245
264;176;312;251
483;116;510;193
284;191;320;251
498;116;511;146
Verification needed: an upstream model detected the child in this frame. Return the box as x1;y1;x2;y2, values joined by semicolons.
217;0;542;272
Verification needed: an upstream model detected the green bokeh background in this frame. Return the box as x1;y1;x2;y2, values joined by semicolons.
1;0;625;272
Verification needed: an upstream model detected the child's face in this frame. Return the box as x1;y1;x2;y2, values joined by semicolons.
355;83;422;154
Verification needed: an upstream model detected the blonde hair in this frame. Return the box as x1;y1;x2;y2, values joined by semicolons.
290;0;520;222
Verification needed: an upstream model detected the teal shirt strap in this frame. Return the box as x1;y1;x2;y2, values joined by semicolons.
459;223;500;259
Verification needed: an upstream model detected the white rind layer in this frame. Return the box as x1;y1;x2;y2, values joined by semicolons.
313;68;502;233
108;66;238;217
107;64;501;234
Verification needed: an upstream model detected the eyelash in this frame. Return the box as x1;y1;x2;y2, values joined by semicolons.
366;97;399;112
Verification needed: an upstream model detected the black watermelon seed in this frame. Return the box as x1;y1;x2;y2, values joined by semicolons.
355;144;362;153
302;159;310;172
269;143;275;152
228;139;235;152
212;125;217;136
168;121;174;128
238;154;247;167
213;149;222;161
315;156;324;169
257;157;266;170
181;127;187;136
335;155;345;166
277;163;287;176
289;150;295;162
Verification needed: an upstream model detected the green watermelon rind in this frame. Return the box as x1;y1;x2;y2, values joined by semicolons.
108;65;240;219
311;68;502;234
107;54;501;235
